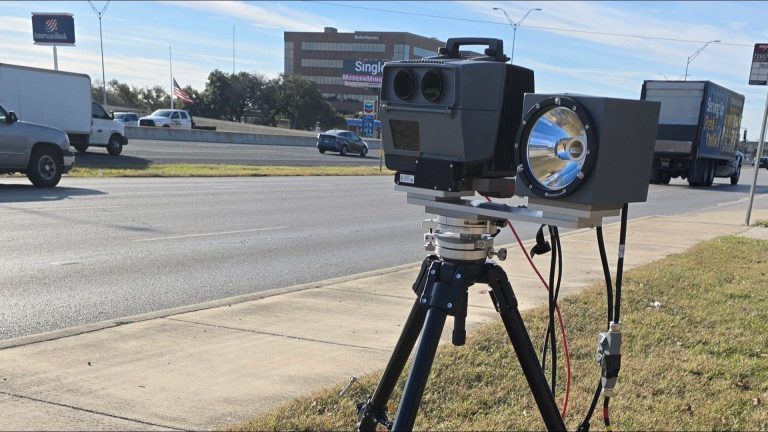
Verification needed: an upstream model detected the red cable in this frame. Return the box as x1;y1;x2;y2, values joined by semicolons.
482;197;572;418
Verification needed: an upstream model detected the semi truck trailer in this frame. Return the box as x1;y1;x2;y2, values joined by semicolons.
641;80;744;186
0;63;127;155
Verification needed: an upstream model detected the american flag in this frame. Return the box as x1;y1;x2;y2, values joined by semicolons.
172;78;193;103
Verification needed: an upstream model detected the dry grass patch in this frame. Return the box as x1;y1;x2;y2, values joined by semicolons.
230;236;768;431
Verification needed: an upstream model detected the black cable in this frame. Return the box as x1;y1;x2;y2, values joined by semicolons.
613;203;629;323
577;381;603;432
596;227;614;323
540;226;558;394
580;226;617;430
603;397;611;429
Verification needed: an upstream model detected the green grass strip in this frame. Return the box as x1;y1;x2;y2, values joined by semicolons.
68;164;393;178
230;236;768;431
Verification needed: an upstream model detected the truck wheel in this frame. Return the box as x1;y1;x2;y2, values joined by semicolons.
661;173;671;185
107;134;123;155
704;161;715;187
731;166;741;185
74;144;89;153
27;147;62;188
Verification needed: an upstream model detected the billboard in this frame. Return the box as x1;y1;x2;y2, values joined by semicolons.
342;59;385;88
32;13;75;46
749;43;768;86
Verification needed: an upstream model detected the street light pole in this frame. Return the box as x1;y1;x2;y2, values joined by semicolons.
684;40;720;81
88;0;111;105
493;6;542;64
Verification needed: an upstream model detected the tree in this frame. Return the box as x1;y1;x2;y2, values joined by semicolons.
278;74;344;130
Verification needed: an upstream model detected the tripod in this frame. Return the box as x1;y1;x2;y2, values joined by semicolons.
357;216;566;431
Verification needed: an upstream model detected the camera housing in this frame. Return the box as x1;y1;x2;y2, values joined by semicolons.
381;38;534;196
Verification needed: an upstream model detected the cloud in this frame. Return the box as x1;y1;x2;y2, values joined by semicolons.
164;1;338;32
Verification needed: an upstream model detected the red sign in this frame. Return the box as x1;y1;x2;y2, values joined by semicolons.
749;43;768;85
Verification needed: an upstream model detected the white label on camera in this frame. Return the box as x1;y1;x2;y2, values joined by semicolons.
400;174;415;184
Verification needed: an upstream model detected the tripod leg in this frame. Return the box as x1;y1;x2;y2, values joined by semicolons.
357;256;436;431
392;306;448;432
485;264;566;432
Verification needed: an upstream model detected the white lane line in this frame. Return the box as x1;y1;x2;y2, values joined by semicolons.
133;226;288;242
0;205;124;213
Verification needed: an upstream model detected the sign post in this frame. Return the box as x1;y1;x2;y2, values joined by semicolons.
32;13;76;71
746;43;768;225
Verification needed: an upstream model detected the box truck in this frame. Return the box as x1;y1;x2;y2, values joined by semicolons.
0;63;127;155
641;80;744;186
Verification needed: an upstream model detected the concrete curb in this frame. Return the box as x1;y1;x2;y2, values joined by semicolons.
0;262;416;351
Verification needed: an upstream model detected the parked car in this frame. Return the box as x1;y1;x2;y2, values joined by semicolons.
114;112;139;127
139;109;192;128
317;130;368;157
0;102;74;187
758;156;768;169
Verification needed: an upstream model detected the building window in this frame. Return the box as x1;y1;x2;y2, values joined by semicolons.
301;42;386;52
301;59;344;68
413;46;436;59
322;93;369;102
393;44;410;60
305;75;345;85
284;42;294;75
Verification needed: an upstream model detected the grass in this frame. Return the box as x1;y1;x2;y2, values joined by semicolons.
230;236;768;431
755;219;768;228
67;164;392;178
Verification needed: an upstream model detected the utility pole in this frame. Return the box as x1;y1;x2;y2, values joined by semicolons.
88;0;111;105
492;7;542;64
233;25;236;75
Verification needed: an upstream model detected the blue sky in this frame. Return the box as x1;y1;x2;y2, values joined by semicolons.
3;1;768;138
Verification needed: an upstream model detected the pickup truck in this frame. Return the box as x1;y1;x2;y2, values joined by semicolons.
139;109;193;128
0;102;75;187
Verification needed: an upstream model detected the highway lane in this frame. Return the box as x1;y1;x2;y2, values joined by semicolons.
74;139;381;167
1;170;767;339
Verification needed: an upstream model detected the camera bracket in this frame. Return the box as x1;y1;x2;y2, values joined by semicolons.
396;185;620;229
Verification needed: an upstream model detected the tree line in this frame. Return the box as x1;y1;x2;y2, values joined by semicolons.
92;70;346;130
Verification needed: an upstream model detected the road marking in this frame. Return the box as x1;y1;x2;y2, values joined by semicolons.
133;226;288;242
0;205;124;213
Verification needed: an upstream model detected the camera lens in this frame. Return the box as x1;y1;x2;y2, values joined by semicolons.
393;69;417;100
421;69;443;102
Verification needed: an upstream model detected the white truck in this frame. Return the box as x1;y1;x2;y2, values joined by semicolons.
0;63;127;155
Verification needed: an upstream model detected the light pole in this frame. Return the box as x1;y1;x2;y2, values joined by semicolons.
493;6;541;64
88;0;111;105
684;40;720;81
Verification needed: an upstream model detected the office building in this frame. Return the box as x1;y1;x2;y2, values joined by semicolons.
284;28;445;114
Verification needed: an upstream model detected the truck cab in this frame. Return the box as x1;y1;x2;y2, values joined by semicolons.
79;101;127;155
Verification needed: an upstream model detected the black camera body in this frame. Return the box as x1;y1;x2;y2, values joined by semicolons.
380;38;534;196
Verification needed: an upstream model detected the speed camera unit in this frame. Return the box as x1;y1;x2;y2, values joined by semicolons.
380;38;534;196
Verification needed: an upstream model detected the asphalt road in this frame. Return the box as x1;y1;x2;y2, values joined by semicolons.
75;139;381;167
1;170;767;340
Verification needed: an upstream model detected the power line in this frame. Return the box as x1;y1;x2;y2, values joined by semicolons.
307;1;752;48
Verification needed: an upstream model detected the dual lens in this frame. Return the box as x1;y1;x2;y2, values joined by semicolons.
393;68;443;102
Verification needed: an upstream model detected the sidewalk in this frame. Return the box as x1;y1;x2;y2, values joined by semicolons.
1;198;767;430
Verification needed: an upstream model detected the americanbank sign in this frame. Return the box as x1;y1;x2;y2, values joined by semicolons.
342;60;385;88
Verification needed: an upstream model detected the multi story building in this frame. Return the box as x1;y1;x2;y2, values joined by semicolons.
284;28;445;115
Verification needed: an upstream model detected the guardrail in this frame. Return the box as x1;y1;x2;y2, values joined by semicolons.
125;126;382;149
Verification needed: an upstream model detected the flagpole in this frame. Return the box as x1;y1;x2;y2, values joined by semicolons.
169;46;174;109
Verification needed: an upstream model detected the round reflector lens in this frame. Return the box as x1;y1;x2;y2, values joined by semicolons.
526;106;588;191
393;69;417;101
421;69;443;102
